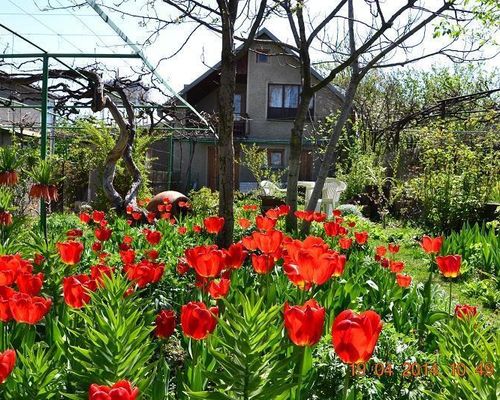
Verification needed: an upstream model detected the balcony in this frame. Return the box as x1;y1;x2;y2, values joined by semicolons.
233;118;248;138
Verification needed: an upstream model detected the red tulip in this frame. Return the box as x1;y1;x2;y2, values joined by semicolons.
238;218;251;229
388;243;400;254
242;204;258;211
0;349;16;384
338;237;352;250
241;235;257;251
0;211;13;226
9;292;52;324
193;225;202;233
63;274;97;308
185;245;225;278
178;226;187;235
332;309;382;364
91;241;102;252
420;235;443;254
375;246;387;257
145;249;159;261
79;212;91;224
389;260;405;273
181;301;218;340
454;304;477;319
146;211;156;223
144;229;162;245
57;241;84;265
324;221;342;237
436;255;461;278
223;243;247;269
251;254;275;274
89;380;139;400
252;230;283;254
284;299;325;347
396;273;411;288
0;286;14;322
91;210;105;223
155;309;176;339
124;260;164;288
255;215;277;231
33;253;45;266
120;249;136;265
95;227;112;242
16;272;43;296
294;210;314;222
203;216;225;234
66;228;83;240
354;231;369;245
333;209;342;217
208;278;231;299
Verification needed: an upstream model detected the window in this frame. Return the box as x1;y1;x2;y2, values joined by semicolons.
256;49;269;63
267;84;314;120
268;149;284;167
234;94;242;119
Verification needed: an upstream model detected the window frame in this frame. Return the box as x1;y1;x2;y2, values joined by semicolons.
255;49;270;63
267;83;314;120
267;148;285;168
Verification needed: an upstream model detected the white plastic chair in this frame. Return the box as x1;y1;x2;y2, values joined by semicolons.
315;178;347;214
260;180;286;196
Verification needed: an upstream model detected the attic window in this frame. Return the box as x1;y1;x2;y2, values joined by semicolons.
256;49;270;63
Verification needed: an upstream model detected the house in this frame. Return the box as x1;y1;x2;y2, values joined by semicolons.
149;28;345;194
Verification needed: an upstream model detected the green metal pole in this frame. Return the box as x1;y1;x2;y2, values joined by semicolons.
40;54;48;238
168;135;174;190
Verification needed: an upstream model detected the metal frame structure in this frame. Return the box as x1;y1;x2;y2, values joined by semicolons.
0;4;212;234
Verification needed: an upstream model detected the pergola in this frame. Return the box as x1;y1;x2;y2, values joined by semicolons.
0;0;211;232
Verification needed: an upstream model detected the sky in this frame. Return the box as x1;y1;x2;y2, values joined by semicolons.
0;0;498;99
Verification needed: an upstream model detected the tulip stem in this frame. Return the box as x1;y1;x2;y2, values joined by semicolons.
448;280;453;316
342;369;350;400
296;346;306;400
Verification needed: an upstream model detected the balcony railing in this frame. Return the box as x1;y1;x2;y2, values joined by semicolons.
233;119;248;137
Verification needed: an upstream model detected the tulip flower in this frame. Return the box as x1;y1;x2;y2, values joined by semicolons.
333;209;342;217
223;243;247;269
145;249;159;261
436;255;461;278
208;278;231;299
16;272;43;296
89;380;139;400
389;260;405;273
324;221;342;237
332;309;382;364
375;246;387;258
0;349;16;384
354;231;369;245
90;265;113;285
454;304;477;320
63;274;98;309
155;309;176;339
251;254;275;274
203;216;225;234
420;235;443;254
338;237;352;250
388;243;400;254
57;241;84;266
91;241;102;252
0;286;14;322
181;301;218;340
79;212;91;224
255;215;277;231
119;249;136;265
396;273;412;288
242;204;258;211
9;292;52;324
91;210;105;223
284;299;325;347
238;218;251;229
124;260;164;288
252;230;283;254
144;229;162;245
185;245;225;278
95;227;112;242
192;225;202;233
178;226;187;235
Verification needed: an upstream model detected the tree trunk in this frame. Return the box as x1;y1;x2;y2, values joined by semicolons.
285;91;313;232
216;4;237;248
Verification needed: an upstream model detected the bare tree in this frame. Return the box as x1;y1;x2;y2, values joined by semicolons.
0;67;176;214
274;0;499;231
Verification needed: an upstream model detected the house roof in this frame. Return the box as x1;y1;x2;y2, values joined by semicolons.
180;28;345;102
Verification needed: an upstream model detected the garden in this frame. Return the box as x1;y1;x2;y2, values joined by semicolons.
0;1;499;399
